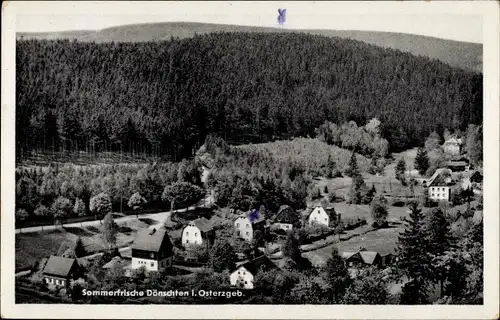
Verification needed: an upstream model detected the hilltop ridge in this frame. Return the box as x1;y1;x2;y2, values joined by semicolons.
17;22;482;73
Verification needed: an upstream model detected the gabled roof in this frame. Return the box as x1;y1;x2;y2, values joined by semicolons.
235;255;278;275
427;168;452;187
236;210;265;224
274;205;300;224
131;228;172;252
102;256;125;269
189;217;214;232
359;251;380;265
43;255;76;277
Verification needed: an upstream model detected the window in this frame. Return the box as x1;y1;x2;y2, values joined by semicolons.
244;281;248;284
186;240;189;244
243;271;246;275
55;279;59;285
186;232;189;236
236;223;240;227
238;271;241;275
246;232;249;236
236;230;240;236
151;262;154;267
195;233;197;236
432;193;435;197
150;253;154;258
61;280;65;286
246;224;250;228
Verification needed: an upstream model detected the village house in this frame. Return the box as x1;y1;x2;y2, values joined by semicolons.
271;205;301;232
181;217;215;250
234;210;266;242
341;247;393;277
426;168;453;202
443;137;463;156
131;227;174;272
229;255;278;289
307;206;340;227
42;255;79;288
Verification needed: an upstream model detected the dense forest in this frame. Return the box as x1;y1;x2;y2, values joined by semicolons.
16;32;482;161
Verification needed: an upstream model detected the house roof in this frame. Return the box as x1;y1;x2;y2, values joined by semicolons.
445;161;468;167
102;256;125;269
427;168;452;187
444;137;463;145
359;251;380;265
235;255;278;275
237;210;265;224
189;217;214;233
274;205;300;224
43;255;76;277
131;228;171;252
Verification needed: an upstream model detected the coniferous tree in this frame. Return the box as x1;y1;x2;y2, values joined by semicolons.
395;201;432;304
322;247;352;303
424;208;455;297
414;148;430;176
74;237;86;258
395;158;407;182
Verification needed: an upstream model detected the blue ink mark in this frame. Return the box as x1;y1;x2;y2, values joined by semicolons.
249;208;259;223
277;8;286;26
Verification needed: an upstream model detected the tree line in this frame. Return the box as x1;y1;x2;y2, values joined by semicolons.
16;32;482;161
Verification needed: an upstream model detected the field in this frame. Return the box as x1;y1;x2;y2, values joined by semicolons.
15;219;154;271
17;22;482;73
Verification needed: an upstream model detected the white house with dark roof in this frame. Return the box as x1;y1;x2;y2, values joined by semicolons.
131;227;173;272
234;211;266;242
181;217;215;250
42;255;79;288
426;168;453;201
229;255;278;289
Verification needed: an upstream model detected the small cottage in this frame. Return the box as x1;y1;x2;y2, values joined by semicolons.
229;255;278;289
131;227;174;272
341;247;393;270
42;255;79;288
271;205;301;232
234;210;266;242
443;137;463;156
181;217;215;250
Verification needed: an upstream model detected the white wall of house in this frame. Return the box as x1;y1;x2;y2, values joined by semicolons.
272;222;293;231
132;256;172;272
234;217;253;242
44;276;67;287
230;266;254;289
308;207;329;227
444;144;460;156
429;186;450;201
181;225;203;247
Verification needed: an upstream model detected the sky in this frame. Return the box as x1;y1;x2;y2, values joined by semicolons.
14;2;483;43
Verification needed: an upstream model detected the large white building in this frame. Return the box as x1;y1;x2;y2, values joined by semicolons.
131;228;173;272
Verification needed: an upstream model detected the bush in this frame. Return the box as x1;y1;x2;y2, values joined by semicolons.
392;200;406;207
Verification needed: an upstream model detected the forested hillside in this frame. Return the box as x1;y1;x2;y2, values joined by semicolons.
16;32;482;161
18;22;483;72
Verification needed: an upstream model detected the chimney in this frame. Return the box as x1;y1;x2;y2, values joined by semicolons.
149;228;156;235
